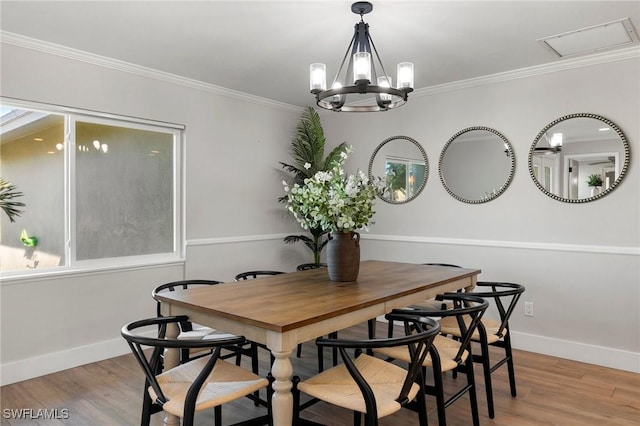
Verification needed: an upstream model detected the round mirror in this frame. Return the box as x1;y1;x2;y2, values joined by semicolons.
439;127;515;203
528;113;630;203
368;136;428;204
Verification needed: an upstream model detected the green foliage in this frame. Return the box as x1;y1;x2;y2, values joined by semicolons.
385;162;407;199
279;106;348;185
0;178;25;222
280;106;349;262
282;147;381;233
283;234;328;264
587;174;603;187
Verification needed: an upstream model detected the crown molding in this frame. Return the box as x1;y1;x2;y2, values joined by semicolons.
413;45;640;97
2;31;638;108
0;31;302;113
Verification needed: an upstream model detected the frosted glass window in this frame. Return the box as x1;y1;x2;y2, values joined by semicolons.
0;101;182;276
75;121;174;260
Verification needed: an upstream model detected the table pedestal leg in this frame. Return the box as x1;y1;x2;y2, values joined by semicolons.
270;349;294;426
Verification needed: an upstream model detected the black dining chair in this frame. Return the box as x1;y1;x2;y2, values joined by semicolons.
121;315;273;426
233;271;285;369
380;293;489;426
234;270;285;281
438;282;525;419
414;263;463;310
153;280;267;407
152;280;258;369
296;263;327;271
293;313;441;426
387;263;463;338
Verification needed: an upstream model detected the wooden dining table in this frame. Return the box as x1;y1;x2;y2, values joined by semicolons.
155;260;480;426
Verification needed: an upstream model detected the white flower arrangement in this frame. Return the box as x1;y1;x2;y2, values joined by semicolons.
282;147;380;233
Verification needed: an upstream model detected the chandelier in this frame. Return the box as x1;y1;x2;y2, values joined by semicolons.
309;2;414;112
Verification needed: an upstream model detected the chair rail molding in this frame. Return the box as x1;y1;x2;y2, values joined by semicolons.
186;233;292;246
361;234;640;256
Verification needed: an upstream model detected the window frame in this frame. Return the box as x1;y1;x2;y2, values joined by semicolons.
0;98;185;282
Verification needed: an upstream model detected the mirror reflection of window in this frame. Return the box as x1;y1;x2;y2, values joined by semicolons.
384;157;425;202
368;136;428;204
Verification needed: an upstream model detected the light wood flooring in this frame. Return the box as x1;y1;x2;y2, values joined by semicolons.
1;322;639;425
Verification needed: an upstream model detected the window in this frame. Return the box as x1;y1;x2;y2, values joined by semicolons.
385;157;426;203
0;100;183;277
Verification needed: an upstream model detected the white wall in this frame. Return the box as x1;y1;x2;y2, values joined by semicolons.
0;42;306;385
1;39;638;386
320;55;640;371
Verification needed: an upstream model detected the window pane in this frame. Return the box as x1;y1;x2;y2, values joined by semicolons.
0;107;65;272
409;163;425;198
386;161;407;202
75;121;174;260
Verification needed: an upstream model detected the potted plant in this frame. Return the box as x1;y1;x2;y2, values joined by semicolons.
587;174;603;187
587;174;603;197
282;146;381;280
279;106;348;264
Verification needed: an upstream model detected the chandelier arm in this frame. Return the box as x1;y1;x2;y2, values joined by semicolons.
333;30;358;88
366;32;386;107
346;26;360;87
367;32;391;83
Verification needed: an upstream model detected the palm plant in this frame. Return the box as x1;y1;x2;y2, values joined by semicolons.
280;106;348;264
0;178;25;222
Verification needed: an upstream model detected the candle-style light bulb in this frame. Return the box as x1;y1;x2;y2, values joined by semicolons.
550;133;563;148
353;52;371;83
332;81;343;103
310;63;326;92
378;76;392;102
397;62;414;90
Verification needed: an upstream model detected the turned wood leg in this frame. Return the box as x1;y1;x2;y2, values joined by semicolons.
270;349;294;426
163;322;180;426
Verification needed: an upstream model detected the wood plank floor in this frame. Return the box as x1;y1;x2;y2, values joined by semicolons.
2;322;639;425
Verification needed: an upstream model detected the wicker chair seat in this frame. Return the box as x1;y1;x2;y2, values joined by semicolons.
375;334;468;372
439;316;505;344
150;357;268;417
298;354;420;418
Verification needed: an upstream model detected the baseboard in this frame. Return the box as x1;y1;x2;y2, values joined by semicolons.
2;328;637;386
510;331;640;373
375;317;639;374
0;332;151;386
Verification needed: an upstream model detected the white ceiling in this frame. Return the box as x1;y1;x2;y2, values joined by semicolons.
1;1;639;107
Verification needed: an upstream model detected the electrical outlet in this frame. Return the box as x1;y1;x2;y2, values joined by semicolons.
524;301;534;317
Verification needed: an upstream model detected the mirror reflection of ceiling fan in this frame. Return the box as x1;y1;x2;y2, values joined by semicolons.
588;156;615;165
